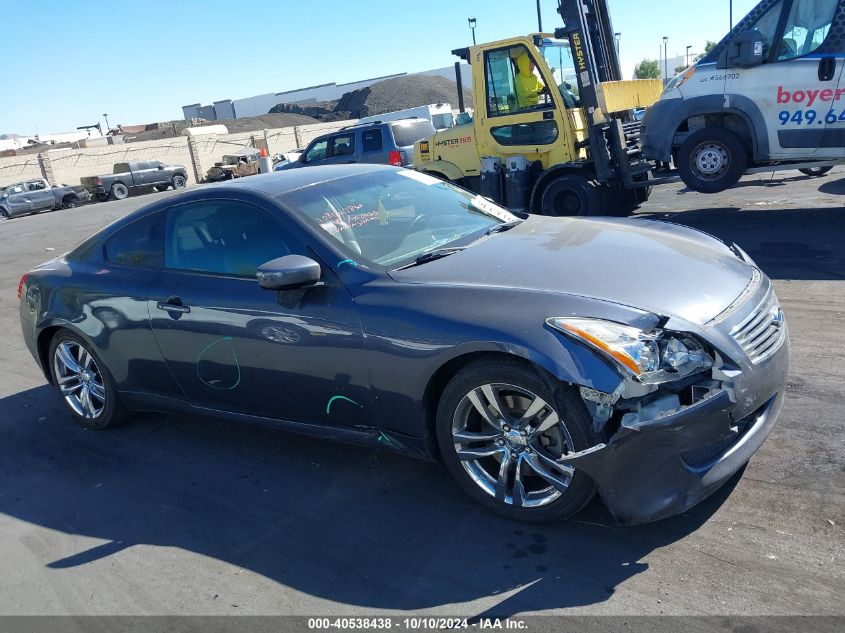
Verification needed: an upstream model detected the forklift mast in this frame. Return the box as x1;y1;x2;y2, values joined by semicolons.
555;0;623;118
556;0;649;188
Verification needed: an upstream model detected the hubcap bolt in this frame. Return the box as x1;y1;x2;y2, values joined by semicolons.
519;430;527;436
502;425;510;432
525;447;532;454
496;439;505;446
510;451;517;458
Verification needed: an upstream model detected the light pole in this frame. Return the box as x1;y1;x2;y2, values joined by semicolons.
730;0;733;29
686;45;692;67
468;17;477;46
102;113;110;134
615;32;621;57
536;0;543;31
663;36;669;84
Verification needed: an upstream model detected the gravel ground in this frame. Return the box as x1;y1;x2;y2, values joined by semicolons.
0;169;842;622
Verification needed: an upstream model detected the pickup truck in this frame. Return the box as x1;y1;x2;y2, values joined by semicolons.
81;160;188;201
0;178;91;220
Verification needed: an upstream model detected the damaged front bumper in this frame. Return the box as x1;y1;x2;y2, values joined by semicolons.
563;387;784;524
562;315;790;525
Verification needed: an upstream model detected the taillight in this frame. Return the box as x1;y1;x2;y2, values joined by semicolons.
96;177;102;186
17;274;27;300
389;150;402;166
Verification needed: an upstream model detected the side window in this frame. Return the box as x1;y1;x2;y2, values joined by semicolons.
485;45;551;116
164;201;291;277
305;139;328;162
26;181;46;191
491;121;559;146
7;184;25;195
329;133;355;157
105;212;164;269
362;129;383;152
777;0;838;61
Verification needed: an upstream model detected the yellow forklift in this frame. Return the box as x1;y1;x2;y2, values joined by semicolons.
413;0;661;216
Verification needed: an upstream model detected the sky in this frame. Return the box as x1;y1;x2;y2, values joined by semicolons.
0;0;760;135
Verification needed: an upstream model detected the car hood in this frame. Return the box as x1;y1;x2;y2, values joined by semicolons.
389;216;754;325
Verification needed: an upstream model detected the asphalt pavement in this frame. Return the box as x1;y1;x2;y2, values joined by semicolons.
0;171;842;619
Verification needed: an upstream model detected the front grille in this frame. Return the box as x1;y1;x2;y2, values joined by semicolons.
730;290;786;363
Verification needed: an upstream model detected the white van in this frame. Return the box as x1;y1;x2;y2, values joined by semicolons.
357;103;455;131
641;0;845;192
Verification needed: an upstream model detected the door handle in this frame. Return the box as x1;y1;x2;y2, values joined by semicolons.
819;57;836;82
156;296;191;314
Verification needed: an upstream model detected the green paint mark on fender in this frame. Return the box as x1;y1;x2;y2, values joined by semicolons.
326;395;362;414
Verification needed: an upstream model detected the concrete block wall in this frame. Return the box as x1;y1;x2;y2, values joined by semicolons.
0;156;44;187
0;119;358;189
47;137;194;186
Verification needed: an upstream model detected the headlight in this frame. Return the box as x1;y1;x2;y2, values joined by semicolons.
546;317;712;384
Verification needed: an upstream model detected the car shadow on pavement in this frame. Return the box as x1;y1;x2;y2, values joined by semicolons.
636;205;845;281
0;384;740;615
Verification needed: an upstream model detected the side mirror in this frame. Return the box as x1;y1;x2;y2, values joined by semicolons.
723;29;765;68
157;164;165;170
299;153;307;163
257;255;321;290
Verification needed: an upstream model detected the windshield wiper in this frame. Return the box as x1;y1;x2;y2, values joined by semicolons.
484;220;522;236
396;247;467;270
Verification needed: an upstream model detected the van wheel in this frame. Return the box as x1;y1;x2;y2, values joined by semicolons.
111;183;129;200
540;174;603;216
677;128;748;193
799;166;833;177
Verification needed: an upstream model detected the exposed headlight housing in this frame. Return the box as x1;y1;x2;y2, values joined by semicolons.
546;317;712;384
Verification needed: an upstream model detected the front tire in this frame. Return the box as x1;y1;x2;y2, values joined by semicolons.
48;330;128;429
539;174;603;216
436;359;600;523
172;175;187;189
677;128;748;193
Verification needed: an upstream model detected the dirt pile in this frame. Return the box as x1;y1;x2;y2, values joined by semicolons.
125;113;322;143
269;75;471;119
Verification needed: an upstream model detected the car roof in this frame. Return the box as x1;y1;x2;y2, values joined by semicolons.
218;163;401;197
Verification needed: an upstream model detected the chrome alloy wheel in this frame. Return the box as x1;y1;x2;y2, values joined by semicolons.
53;341;106;419
452;383;575;508
692;141;729;180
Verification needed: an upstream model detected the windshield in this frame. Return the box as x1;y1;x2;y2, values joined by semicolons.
277;170;521;269
540;39;580;101
390;120;437;147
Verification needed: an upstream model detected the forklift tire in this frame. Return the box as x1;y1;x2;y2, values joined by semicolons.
539;174;603;216
677;128;748;194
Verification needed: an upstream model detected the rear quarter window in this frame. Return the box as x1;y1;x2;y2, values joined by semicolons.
105;212;164;269
390;120;436;147
113;163;130;174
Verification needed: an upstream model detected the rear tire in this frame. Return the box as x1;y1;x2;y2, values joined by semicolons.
96;193;109;202
677;128;748;193
48;330;129;430
799;166;833;177
539;174;603;216
111;183;129;200
436;358;600;523
61;195;77;209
